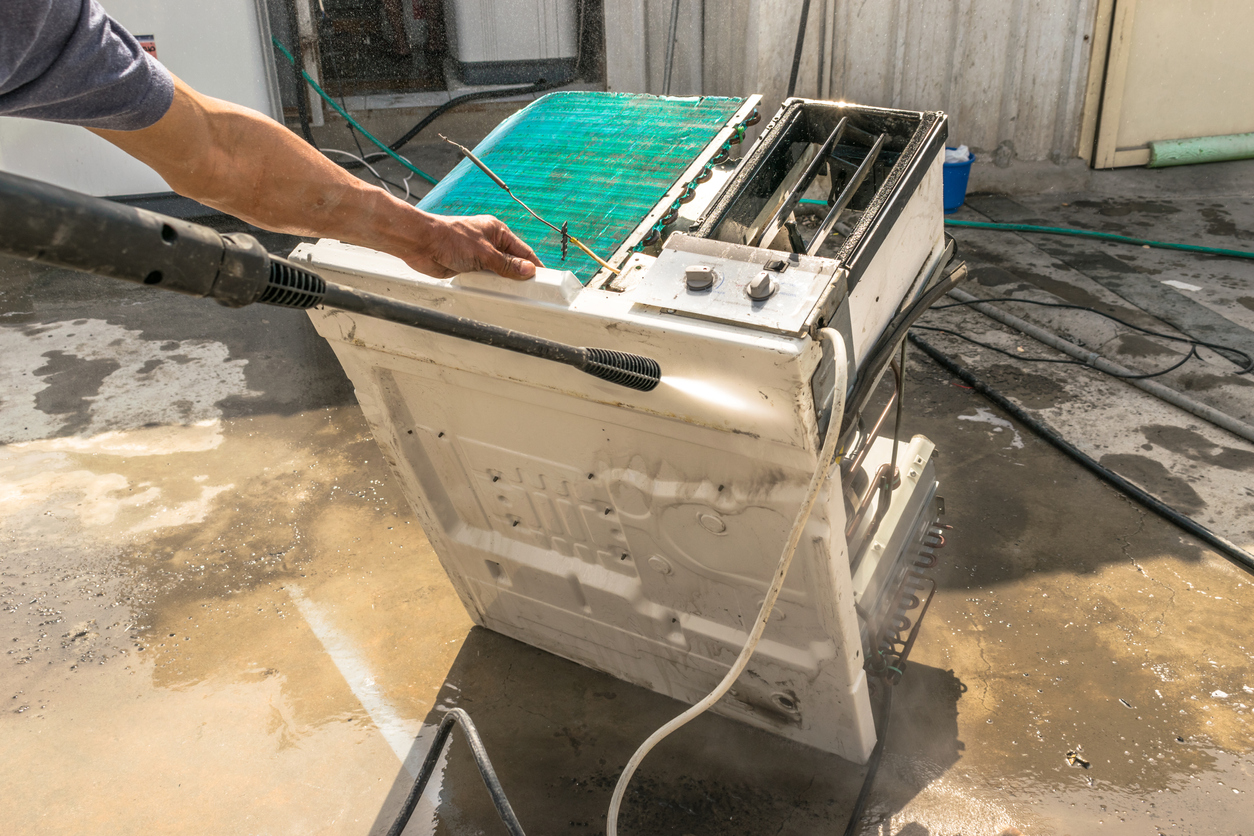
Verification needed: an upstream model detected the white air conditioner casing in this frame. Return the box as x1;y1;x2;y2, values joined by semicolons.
297;94;951;762
444;0;578;84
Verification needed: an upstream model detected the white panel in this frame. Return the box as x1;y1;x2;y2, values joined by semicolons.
295;241;883;760
604;0;648;93
0;117;169;195
0;0;280;196
445;0;578;63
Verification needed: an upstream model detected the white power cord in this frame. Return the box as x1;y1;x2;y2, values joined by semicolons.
606;328;848;836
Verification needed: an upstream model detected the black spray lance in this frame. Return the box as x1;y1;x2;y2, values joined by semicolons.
0;170;660;392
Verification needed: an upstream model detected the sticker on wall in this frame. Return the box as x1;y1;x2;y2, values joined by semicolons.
135;34;158;60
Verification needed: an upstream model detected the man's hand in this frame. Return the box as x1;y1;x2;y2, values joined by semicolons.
397;213;542;280
91;76;542;281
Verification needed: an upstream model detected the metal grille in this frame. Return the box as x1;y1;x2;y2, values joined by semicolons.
419;91;744;283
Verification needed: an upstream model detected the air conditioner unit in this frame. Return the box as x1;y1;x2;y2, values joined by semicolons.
443;0;579;85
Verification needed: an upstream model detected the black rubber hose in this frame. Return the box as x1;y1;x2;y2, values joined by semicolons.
387;708;525;836
839;244;965;438
388;77;572;155
786;0;813;99
382;0;604;157
841;684;894;836
292;54;315;144
321;282;586;366
582;347;661;392
336;77;575;173
284;0;316;145
908;332;1254;575
316;282;661;391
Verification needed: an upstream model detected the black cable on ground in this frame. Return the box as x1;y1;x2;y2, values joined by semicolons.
911;324;1201;380
932;295;1254;374
841;684;895;836
387;708;526;836
908;331;1254;575
786;0;813;99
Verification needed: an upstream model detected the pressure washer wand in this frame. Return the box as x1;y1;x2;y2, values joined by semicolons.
0;170;660;392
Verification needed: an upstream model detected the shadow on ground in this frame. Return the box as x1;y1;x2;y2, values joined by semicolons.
368;628;966;836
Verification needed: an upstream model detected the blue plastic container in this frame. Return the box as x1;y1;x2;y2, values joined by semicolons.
942;148;974;213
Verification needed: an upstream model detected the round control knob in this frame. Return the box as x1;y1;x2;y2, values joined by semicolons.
746;271;777;301
685;264;717;291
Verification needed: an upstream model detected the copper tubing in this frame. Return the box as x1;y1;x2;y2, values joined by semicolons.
873;341;908;534
845;462;894;541
841;358;902;478
868;464;901;535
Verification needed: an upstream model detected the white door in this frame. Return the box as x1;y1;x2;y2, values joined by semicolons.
1080;0;1254;168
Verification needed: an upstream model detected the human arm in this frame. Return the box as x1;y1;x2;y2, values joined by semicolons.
90;76;541;280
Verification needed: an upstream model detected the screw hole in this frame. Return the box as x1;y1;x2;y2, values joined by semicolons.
718;484;724;492
772;693;797;711
160;223;178;244
587;473;594;479
603;507;611;515
406;430;413;434
511;520;519;527
438;432;445;438
492;475;499;482
143;270;162;285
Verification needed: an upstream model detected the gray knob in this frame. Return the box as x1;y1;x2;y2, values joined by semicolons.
685;264;717;291
746;271;777;301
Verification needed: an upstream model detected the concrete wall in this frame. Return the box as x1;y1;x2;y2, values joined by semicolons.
605;0;1099;164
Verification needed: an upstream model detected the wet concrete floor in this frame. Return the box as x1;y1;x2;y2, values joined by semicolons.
916;186;1254;555
3;154;1254;835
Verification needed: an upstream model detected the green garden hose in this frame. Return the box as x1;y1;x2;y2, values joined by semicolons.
271;37;439;186
795;198;1254;260
942;218;1254;261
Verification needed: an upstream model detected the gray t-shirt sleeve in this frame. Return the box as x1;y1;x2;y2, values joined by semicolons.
0;0;175;130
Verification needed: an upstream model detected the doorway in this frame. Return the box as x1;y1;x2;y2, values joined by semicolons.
1081;0;1254;168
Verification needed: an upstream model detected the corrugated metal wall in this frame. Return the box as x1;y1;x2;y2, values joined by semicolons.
606;0;1100;163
